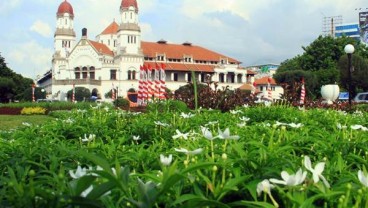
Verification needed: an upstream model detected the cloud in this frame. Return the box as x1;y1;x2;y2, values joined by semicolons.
0;0;21;15
6;40;53;79
30;20;52;38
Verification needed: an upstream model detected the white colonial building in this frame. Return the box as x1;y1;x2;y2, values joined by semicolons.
38;0;256;101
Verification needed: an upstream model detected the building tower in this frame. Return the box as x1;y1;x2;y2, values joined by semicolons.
117;0;142;55
54;0;76;58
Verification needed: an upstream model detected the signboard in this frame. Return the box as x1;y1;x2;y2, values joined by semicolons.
359;12;368;44
339;92;349;100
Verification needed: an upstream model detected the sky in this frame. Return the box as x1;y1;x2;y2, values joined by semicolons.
0;0;367;79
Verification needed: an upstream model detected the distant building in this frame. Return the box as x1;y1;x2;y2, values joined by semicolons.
246;63;280;79
253;77;284;101
37;0;255;101
335;23;360;41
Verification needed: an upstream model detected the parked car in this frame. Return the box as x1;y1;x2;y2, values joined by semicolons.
354;92;368;103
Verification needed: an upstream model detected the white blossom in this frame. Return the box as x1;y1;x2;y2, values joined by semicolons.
257;179;274;195
304;156;330;188
217;128;239;140
160;154;173;166
69;165;91;179
180;112;195;118
172;129;190;140
270;168;307;186
358;170;368;187
174;148;203;155
80;134;96;142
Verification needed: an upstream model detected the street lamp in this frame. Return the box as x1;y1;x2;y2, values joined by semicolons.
344;44;355;107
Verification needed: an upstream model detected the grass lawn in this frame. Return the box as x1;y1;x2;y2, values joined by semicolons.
0;115;54;131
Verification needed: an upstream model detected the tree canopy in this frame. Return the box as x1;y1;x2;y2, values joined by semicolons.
275;35;368;98
0;52;34;102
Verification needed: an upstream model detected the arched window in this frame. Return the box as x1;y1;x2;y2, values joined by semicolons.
128;70;132;80
132;71;136;80
237;74;242;83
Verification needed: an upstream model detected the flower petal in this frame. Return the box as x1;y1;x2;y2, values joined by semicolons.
304;156;312;171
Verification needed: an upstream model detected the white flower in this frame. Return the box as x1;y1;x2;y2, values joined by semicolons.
175;148;203;155
237;122;247;127
22;122;31;127
230;110;242;115
239;116;250;122
154;121;170;127
160;154;173;166
201;126;215;140
180;112;195;118
351;125;368;131
304;156;330;188
257;179;274;195
288;123;303;128
205;121;218;126
217;128;239;140
80;134;96;142
275;121;287;126
337;123;347;130
172;129;189;140
69;166;91;179
270;168;307;186
358;170;368;187
133;135;141;141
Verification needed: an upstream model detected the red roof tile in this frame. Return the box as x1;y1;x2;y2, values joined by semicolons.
89;40;114;56
101;21;119;35
57;0;74;16
144;61;214;72
121;0;138;11
141;41;240;64
254;77;276;85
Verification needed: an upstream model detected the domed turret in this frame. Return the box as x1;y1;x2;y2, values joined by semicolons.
120;0;138;12
57;0;74;17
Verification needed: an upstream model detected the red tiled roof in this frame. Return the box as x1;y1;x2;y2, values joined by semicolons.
141;41;240;64
89;40;114;56
247;70;256;75
121;0;138;11
57;0;74;16
254;77;276;85
101;21;119;35
144;61;215;72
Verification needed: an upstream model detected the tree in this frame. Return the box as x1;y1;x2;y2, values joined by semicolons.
0;52;34;101
67;87;91;102
0;77;16;102
274;70;319;99
275;35;367;98
338;54;368;96
17;87;46;102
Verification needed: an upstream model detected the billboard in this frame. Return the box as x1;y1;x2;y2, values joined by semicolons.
359;12;368;44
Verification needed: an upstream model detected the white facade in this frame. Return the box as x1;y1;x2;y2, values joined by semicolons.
39;0;254;101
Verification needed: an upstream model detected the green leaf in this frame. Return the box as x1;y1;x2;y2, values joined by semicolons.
79;152;112;174
70;175;96;196
87;181;116;199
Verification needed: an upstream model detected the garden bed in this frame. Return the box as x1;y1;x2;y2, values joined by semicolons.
0;104;367;207
0;107;22;115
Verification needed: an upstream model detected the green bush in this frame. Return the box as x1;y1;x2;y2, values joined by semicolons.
146;99;189;113
113;98;130;108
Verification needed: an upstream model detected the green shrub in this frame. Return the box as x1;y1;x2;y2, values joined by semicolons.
114;98;130;108
146;99;189;113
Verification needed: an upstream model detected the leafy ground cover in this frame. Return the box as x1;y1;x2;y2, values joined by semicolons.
0;115;54;130
0;102;367;207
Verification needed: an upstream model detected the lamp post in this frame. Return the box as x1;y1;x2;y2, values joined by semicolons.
344;44;355;107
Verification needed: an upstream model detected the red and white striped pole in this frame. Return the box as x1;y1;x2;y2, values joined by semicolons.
32;84;35;102
300;77;305;105
72;84;75;102
160;63;166;99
